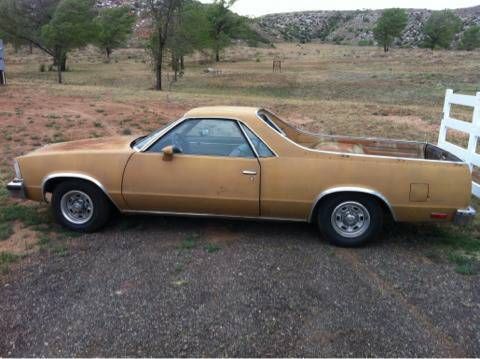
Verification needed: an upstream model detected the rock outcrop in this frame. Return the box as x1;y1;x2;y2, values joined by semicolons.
257;6;480;46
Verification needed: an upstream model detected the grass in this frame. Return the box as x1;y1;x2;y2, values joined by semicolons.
0;251;19;264
204;243;221;253
0;203;48;227
0;222;14;241
423;225;480;275
448;252;478;275
50;244;68;257
0;251;20;274
180;237;197;250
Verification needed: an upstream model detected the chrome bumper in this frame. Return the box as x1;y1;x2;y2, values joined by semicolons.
6;179;26;199
453;206;476;226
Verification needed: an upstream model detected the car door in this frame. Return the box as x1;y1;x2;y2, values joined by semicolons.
122;118;261;216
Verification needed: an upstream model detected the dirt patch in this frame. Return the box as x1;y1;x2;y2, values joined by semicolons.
0;223;38;256
377;115;438;134
0;85;188;163
203;222;238;244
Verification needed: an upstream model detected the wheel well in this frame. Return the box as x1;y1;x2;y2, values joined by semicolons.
309;191;394;223
43;176;116;209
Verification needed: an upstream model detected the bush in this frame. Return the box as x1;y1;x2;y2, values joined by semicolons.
358;39;374;46
460;26;480;51
423;10;461;50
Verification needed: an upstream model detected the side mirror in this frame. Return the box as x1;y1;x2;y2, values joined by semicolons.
161;145;180;161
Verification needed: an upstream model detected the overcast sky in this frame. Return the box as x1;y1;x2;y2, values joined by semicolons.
199;0;480;17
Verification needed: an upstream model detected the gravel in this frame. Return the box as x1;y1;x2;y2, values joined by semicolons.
0;216;479;357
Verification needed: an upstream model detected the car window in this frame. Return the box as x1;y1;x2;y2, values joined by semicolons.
258;113;285;136
148;119;255;158
240;123;276;158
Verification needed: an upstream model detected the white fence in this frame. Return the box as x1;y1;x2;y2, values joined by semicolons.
438;89;480;198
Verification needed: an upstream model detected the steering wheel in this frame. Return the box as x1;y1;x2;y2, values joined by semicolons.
172;133;188;153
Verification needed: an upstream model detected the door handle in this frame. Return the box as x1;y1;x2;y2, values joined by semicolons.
242;170;257;175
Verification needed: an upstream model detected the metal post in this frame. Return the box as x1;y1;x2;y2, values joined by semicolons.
0;39;6;85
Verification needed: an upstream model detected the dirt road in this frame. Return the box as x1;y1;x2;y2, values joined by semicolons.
0;216;478;357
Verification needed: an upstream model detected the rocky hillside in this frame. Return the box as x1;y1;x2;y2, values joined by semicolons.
257;6;480;46
96;1;480;47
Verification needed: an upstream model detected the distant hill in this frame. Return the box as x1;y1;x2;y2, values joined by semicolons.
96;2;480;47
256;6;480;46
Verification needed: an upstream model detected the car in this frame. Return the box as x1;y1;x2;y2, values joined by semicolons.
7;106;476;246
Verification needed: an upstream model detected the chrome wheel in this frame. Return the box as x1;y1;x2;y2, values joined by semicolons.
331;201;370;238
60;190;94;225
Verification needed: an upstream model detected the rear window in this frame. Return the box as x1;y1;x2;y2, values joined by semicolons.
258;113;285;136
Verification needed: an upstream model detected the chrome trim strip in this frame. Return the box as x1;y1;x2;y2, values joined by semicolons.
255;109;467;166
237;120;259;158
122;209;306;222
238;120;279;158
41;172;120;210
308;186;397;222
135;117;187;152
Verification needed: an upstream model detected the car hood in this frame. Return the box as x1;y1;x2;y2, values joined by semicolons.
29;136;138;155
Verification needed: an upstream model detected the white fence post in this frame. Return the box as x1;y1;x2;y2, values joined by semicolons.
437;89;480;198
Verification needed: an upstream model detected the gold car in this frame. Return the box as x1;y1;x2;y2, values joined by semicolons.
7;106;476;246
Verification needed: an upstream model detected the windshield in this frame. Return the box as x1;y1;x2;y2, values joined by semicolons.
131;126;167;150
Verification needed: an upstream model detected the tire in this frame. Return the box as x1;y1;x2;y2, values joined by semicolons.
317;193;383;247
52;180;112;232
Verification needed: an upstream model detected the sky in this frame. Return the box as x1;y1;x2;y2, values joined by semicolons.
199;0;480;17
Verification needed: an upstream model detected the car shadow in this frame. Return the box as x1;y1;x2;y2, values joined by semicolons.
104;212;453;250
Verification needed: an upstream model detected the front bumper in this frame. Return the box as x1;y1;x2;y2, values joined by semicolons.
453;206;476;226
6;179;26;199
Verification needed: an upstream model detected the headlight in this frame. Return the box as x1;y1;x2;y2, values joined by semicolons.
13;160;22;179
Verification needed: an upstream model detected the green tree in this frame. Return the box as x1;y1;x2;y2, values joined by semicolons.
142;0;183;91
373;8;408;52
167;0;211;80
0;0;61;57
94;6;136;61
423;10;461;50
41;0;97;83
460;25;480;51
206;0;242;62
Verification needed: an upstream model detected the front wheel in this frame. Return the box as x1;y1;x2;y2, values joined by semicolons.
317;194;383;247
52;180;111;232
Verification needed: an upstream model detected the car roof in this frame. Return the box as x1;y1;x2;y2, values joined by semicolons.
183;106;261;121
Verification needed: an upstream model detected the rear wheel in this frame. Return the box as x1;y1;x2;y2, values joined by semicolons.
52;180;111;232
317;193;383;247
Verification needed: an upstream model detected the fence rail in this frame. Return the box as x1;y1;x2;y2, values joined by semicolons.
438;89;480;198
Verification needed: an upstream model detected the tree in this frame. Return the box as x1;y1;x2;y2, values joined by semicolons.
142;0;183;91
167;0;213;80
460;25;480;51
41;0;97;83
423;10;461;50
94;6;136;61
206;0;241;62
0;0;61;56
373;8;408;52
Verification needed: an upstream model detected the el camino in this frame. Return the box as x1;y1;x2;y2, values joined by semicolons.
7;107;475;246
